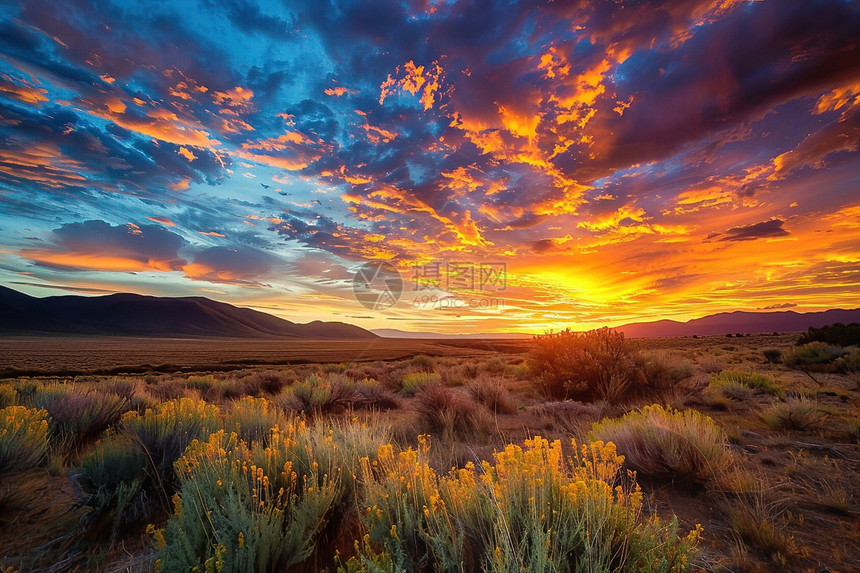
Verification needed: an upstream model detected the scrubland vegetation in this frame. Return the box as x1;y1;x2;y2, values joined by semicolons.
1;325;859;572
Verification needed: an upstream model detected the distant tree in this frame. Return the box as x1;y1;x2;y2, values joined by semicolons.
797;323;860;347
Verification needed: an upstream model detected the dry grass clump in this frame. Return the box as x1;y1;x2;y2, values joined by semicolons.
0;406;49;476
239;369;292;395
274;373;355;415
352;379;400;411
710;370;781;401
413;384;494;442
760;397;830;431
589;404;732;485
720;484;797;565
465;375;515;414
698;355;725;374
34;385;130;450
636;350;698;403
531;400;602;439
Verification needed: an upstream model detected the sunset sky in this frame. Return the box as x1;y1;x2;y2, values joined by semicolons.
0;0;858;334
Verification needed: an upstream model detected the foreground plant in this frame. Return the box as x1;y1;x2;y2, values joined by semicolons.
345;435;701;572
152;416;387;572
0;405;49;476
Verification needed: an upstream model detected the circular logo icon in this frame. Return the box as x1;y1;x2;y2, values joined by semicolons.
353;261;403;311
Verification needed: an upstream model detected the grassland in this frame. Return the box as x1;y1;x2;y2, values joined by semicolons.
0;332;858;572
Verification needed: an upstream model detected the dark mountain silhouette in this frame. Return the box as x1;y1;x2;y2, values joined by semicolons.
0;286;376;338
617;308;860;338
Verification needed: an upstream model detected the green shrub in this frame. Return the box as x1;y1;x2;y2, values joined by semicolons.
0;406;49;476
122;397;220;491
400;371;441;396
76;434;150;537
783;342;846;367
528;327;639;403
589;405;732;485
75;398;221;536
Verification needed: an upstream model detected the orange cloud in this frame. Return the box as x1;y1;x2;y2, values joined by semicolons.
147;216;176;226
379;60;445;110
0;74;49;105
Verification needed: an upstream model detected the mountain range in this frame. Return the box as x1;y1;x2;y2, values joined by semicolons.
615;308;860;338
2;285;857;339
0;286;376;338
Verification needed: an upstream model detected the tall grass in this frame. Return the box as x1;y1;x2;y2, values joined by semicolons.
710;371;781;400
589;405;732;485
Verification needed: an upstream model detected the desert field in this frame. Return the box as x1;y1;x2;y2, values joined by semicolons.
0;336;529;377
1;330;858;572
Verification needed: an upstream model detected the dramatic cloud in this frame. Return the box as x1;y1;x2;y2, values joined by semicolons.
1;0;858;331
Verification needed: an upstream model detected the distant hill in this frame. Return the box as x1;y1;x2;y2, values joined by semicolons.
0;286;376;339
617;308;860;338
372;328;532;340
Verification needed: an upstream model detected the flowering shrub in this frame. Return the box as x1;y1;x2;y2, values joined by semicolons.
345;435;701;572
0;406;49;476
152;417;386;572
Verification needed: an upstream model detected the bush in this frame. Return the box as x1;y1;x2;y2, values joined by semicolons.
710;371;781;400
0;406;49;476
153;418;388;572
783;342;846;367
414;384;493;442
760;398;829;431
531;400;601;438
353;379;400;411
345;436;700;572
835;348;860;373
797;322;860;347
0;384;16;408
589;405;732;485
762;349;782;364
75;434;150;538
122;397;220;491
400;371;441;396
274;373;355;414
528;327;639;403
465;376;515;414
34;385;130;448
